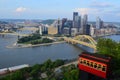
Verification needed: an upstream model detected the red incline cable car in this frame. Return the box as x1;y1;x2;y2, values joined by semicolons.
78;52;112;80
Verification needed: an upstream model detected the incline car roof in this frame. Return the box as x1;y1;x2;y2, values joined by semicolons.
79;52;111;64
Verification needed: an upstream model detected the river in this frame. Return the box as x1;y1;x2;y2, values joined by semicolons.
0;34;120;69
0;35;83;69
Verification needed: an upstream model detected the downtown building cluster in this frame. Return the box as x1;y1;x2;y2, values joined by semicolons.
48;12;117;37
48;12;89;36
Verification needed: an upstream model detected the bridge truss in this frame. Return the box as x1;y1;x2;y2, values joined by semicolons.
64;35;97;52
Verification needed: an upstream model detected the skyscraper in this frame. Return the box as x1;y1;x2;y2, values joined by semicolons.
81;14;88;34
96;17;101;29
39;26;42;35
86;24;90;35
81;17;84;34
78;16;81;32
61;18;67;33
73;12;79;28
100;20;104;28
39;25;48;35
57;19;62;34
73;12;81;32
83;14;88;26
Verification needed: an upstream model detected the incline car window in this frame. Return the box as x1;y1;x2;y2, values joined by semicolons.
79;58;107;72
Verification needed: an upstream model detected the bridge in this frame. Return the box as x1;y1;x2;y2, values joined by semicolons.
18;27;38;31
63;35;97;52
0;32;29;37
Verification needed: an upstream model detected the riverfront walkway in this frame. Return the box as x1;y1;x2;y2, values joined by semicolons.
6;41;66;48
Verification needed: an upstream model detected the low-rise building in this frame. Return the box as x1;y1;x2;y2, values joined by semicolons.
71;28;78;36
63;27;70;35
48;26;58;35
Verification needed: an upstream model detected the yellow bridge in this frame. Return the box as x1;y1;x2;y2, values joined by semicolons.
0;32;29;37
64;35;97;52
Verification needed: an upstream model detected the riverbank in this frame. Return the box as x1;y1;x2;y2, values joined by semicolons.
6;41;66;48
92;33;118;38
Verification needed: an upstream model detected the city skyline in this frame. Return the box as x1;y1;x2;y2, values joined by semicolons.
0;0;120;22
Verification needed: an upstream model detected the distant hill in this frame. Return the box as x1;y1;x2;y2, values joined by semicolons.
0;19;55;25
0;21;8;24
0;19;26;23
41;19;55;25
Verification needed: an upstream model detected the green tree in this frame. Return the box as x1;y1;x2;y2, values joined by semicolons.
61;64;79;80
43;59;52;69
53;59;64;67
97;38;120;76
17;34;41;43
5;71;25;80
97;38;117;57
30;64;41;77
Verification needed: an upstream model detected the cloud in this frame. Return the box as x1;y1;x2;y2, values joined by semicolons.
74;8;100;15
75;8;88;15
107;8;120;17
16;7;26;12
90;2;113;8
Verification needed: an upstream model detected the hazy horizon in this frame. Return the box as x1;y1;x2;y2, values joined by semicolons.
0;0;120;22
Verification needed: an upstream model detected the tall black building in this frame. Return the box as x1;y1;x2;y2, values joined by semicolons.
57;19;61;34
73;12;81;32
61;18;67;33
73;12;79;28
86;24;90;35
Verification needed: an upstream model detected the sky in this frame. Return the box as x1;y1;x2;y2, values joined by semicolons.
0;0;120;22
